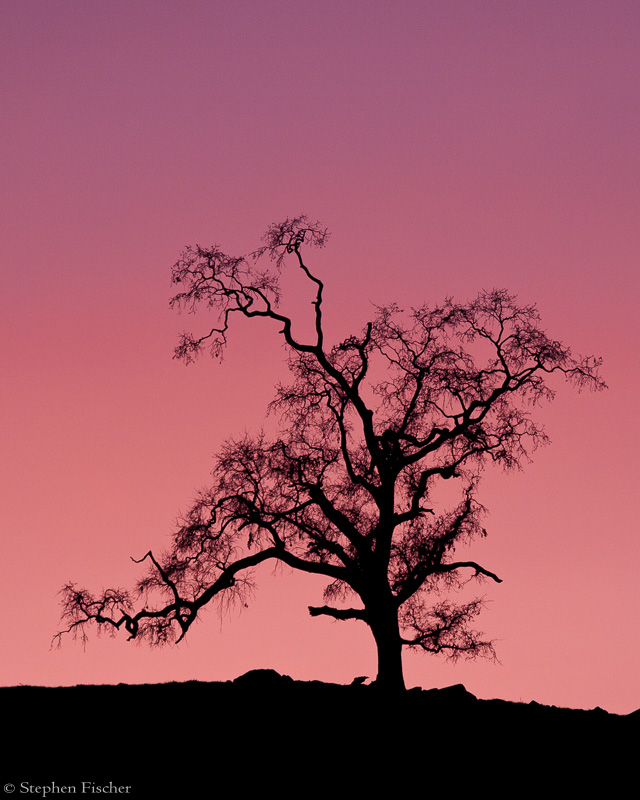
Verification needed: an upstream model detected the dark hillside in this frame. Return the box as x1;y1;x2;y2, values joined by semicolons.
3;671;636;794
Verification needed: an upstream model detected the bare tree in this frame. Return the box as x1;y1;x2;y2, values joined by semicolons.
57;216;604;691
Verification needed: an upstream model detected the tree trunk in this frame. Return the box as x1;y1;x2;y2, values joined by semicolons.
369;605;406;692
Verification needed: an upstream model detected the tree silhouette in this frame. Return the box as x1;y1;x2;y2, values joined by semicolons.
57;216;604;691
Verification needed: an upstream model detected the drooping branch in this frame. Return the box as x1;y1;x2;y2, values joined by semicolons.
436;561;502;584
399;598;496;661
56;545;288;646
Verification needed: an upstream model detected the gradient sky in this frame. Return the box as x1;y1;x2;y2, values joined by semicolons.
1;0;638;714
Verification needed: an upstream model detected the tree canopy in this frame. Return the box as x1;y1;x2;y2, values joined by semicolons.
58;216;604;690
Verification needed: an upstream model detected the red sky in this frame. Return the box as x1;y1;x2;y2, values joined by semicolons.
2;0;638;714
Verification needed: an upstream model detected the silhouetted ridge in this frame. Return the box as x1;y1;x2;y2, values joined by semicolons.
3;676;635;792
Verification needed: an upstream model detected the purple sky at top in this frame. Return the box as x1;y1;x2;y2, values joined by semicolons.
1;0;638;713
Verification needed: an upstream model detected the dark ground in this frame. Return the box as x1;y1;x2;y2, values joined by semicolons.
3;671;637;794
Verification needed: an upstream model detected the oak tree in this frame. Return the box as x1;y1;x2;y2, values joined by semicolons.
58;217;604;690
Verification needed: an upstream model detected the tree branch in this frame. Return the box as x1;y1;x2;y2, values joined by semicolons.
436;561;502;583
308;605;367;622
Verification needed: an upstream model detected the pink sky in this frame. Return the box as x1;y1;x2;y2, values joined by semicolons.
1;1;638;714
